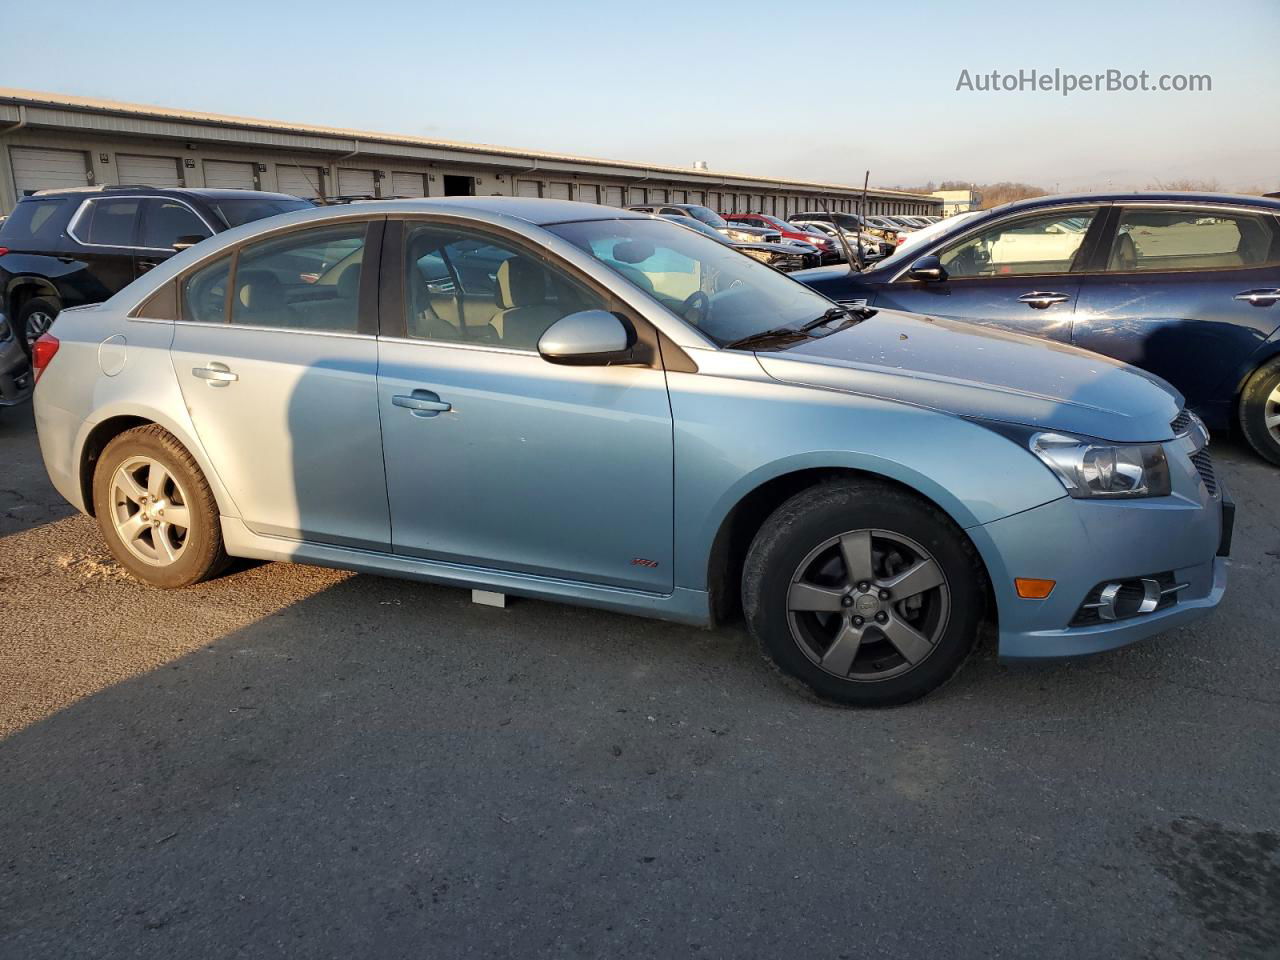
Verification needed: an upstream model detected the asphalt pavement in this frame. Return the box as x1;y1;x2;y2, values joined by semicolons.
1;404;1277;959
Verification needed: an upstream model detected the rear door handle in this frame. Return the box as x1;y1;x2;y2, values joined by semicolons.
393;390;451;418
1234;288;1280;307
192;362;238;386
1018;291;1072;309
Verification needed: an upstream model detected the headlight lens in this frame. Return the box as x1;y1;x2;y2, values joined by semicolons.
1030;432;1171;498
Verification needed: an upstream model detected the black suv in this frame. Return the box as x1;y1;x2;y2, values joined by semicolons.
0;186;313;352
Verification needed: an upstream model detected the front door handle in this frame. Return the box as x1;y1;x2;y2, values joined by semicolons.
1234;288;1280;307
192;362;238;387
1018;291;1072;309
137;259;162;273
393;390;452;418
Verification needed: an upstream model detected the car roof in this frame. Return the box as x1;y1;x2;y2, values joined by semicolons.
994;190;1280;214
27;185;304;202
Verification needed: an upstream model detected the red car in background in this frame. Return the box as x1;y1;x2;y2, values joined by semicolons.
724;212;843;264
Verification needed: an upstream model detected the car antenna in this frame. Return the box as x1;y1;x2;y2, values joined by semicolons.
820;195;860;275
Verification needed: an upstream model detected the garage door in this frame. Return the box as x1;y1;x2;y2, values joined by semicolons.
277;164;323;199
10;146;91;196
516;179;541;198
203;160;256;190
547;182;571;200
577;184;599;204
338;168;377;197
118;154;182;188
604;186;623;207
391;172;426;197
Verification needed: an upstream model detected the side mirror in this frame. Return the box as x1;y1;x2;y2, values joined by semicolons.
907;255;947;282
538;310;635;366
172;234;207;253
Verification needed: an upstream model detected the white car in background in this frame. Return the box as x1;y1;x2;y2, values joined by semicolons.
894;211;983;253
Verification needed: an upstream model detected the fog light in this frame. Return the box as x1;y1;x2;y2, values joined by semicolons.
1015;578;1056;599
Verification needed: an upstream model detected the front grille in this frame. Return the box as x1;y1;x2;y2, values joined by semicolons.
1171;409;1193;434
772;254;806;273
1190;449;1218;496
1070;571;1180;627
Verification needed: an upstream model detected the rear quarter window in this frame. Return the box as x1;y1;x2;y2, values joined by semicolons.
0;199;72;248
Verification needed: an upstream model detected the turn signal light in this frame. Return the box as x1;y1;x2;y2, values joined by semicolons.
1015;578;1056;599
31;332;60;383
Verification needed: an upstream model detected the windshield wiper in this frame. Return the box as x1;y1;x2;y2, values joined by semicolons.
722;306;859;352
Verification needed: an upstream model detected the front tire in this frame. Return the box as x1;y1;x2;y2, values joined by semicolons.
742;479;985;707
1238;358;1280;466
92;425;229;587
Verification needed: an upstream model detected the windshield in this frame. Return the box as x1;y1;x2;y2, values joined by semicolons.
683;205;729;229
210;197;314;229
548;218;837;347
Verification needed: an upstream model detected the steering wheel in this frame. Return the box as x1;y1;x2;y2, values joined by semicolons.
681;290;711;327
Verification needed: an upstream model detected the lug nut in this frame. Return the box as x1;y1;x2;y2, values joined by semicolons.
857;581;870;592
852;616;864;627
841;595;854;608
875;611;888;624
879;589;890;600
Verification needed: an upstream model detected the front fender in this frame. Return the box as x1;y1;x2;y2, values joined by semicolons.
668;369;1066;590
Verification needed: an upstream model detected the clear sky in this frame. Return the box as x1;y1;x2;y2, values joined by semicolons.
2;0;1277;193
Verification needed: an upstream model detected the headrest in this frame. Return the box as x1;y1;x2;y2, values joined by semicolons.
336;263;361;298
496;257;546;309
612;240;655;264
236;270;284;313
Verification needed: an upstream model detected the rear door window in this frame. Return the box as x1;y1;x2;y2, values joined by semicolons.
1104;208;1279;272
75;198;142;247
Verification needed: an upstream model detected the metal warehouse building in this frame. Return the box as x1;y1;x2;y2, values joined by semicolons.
0;89;939;219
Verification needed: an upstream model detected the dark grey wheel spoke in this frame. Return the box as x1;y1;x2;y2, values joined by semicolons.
787;527;951;682
839;530;874;584
880;614;934;664
788;582;847;612
820;623;864;675
881;558;944;600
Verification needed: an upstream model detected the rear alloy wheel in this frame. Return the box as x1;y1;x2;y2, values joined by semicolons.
93;424;229;587
1239;358;1280;466
743;479;985;707
18;297;60;355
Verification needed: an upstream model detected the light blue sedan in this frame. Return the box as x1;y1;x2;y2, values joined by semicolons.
28;198;1230;705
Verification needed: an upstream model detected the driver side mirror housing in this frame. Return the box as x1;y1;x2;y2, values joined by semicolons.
538;310;635;366
907;255;947;282
173;234;208;253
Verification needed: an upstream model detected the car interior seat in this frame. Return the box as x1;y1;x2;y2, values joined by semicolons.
491;257;563;349
1108;232;1138;271
234;271;288;323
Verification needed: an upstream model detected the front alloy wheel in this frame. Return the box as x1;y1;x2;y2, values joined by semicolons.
787;529;950;680
743;479;985;707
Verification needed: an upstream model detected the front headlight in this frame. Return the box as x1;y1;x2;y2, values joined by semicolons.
1030;432;1171;498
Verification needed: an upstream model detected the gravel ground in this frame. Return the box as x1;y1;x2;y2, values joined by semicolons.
1;403;1277;959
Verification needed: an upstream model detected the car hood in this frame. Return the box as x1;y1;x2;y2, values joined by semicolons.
756;309;1183;442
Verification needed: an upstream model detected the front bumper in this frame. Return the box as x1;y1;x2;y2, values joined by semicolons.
970;476;1228;661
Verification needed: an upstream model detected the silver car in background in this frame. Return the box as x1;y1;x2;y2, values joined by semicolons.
31;198;1230;705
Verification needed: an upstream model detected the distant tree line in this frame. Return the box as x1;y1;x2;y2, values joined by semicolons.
888;177;1278;204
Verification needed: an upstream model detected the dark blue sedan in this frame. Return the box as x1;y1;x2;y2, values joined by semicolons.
795;192;1280;463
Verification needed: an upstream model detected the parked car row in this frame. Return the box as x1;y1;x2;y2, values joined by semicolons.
29;196;1231;708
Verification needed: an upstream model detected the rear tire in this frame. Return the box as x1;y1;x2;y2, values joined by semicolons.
742;479;985;707
1238;358;1280;466
18;297;60;356
92;425;229;587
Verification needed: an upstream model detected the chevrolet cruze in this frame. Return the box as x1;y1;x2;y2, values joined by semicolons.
30;198;1232;705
